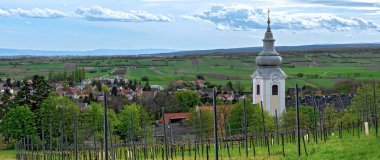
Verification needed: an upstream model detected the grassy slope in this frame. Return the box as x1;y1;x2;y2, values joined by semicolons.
1;132;380;160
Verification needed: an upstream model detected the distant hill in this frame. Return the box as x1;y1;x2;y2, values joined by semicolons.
156;43;380;56
0;43;379;57
0;48;177;57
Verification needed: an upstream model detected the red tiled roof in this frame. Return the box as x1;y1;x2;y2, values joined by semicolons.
160;113;189;125
55;89;63;96
66;87;77;95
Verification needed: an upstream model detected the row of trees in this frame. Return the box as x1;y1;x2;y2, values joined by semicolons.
0;93;151;146
48;67;85;83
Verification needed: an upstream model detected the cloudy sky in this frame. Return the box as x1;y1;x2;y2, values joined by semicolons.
0;0;379;51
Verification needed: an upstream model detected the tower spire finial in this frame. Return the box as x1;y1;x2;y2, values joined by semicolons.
267;9;271;32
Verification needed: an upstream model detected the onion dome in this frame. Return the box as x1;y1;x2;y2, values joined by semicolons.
255;9;283;66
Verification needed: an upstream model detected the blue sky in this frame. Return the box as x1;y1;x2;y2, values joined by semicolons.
0;0;379;51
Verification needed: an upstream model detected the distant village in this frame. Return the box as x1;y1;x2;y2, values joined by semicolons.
0;74;354;112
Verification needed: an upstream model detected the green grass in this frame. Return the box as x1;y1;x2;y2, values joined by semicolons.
0;150;16;160
5;131;380;160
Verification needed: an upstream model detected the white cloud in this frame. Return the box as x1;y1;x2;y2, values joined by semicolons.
184;3;380;32
0;9;10;16
75;6;173;22
7;8;67;18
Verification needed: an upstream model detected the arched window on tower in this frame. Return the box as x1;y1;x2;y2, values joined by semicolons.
272;85;278;95
256;85;260;95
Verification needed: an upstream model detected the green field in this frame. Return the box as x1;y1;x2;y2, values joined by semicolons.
1;47;380;90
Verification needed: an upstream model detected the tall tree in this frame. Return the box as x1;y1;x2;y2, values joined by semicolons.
117;103;150;140
14;75;50;110
174;90;200;112
0;106;36;141
37;93;79;138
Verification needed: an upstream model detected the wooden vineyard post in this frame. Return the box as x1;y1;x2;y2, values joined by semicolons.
260;101;270;156
59;121;64;160
103;92;108;160
42;130;45;160
212;88;219;160
302;133;308;156
312;93;318;143
131;115;136;160
243;98;248;158
295;84;301;157
49;124;52;160
74;113;78;160
373;82;378;137
281;133;285;157
162;107;168;160
275;109;279;145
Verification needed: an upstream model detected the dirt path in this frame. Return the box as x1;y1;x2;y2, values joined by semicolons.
305;55;319;66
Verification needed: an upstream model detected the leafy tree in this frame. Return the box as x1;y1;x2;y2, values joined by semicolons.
296;73;304;78
0;89;15;119
5;78;12;87
350;82;380;123
102;85;110;93
14;75;50;111
119;79;126;87
196;74;204;80
227;99;274;134
224;81;235;92
281;105;317;131
234;82;244;95
80;103;119;140
113;78;119;85
174;90;200;112
0;106;36;141
143;81;151;91
141;76;149;81
187;108;213;138
96;81;102;92
117;103;150;140
37;93;79;138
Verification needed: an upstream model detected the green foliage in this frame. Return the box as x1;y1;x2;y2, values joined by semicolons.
80;103;119;140
350;82;380;120
14;75;50;110
227;99;274;134
37;93;79;138
281;105;318;130
0;89;15;120
0;106;36;140
102;84;110;93
117;103;150;140
187;108;213;138
48;67;85;83
174;90;200;112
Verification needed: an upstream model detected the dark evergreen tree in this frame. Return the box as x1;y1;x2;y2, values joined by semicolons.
111;86;118;96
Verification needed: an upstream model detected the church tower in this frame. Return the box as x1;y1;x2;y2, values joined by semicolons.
251;10;286;116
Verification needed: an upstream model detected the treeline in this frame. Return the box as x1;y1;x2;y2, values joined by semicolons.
48;67;85;83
